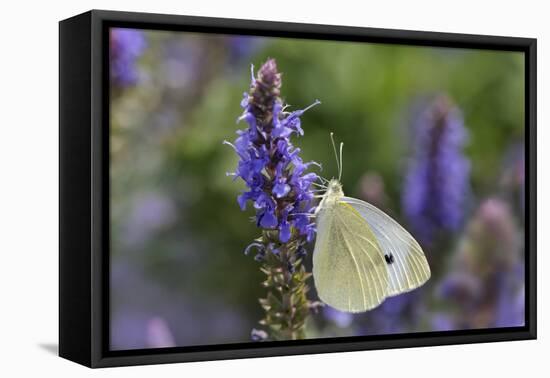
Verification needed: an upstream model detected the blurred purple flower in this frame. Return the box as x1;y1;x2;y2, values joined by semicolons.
123;193;176;247
379;293;414;316
111;311;151;350
359;292;422;335
227;36;262;63
110;28;147;87
494;270;525;328
162;39;202;90
146;317;176;348
324;307;353;328
402;96;470;245
250;328;268;341
500;143;525;214
437;271;482;303
431;313;455;331
434;197;524;330
468;198;522;273
225;59;320;245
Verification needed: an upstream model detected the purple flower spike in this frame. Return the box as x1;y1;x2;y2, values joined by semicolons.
402;96;470;245
227;59;319;244
227;59;320;341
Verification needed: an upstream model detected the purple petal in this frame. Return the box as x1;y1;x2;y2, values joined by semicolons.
282;114;303;136
240;92;249;109
237;192;251;210
279;221;291;242
254;192;275;210
306;226;316;242
259;209;277;228
273;182;291;198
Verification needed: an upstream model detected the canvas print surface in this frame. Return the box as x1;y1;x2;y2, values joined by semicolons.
109;27;526;350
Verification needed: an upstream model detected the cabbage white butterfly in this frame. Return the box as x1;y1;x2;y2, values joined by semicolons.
312;134;431;313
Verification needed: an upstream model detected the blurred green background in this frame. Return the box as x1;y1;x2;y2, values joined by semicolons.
109;28;525;350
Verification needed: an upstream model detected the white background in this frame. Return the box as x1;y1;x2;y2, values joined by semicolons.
0;0;547;376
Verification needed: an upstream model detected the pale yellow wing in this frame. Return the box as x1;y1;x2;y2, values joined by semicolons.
313;201;389;313
342;197;431;296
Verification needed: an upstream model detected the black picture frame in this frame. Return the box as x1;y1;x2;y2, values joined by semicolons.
59;9;537;368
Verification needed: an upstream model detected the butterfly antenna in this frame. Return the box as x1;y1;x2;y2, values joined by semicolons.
330;132;340;180
339;142;344;181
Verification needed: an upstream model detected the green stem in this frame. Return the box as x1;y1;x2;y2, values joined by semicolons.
258;231;312;340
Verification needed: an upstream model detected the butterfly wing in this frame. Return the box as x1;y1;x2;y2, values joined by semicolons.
342;197;431;296
313;200;389;312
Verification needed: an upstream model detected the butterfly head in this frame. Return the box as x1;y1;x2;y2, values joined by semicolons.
317;133;344;208
326;178;344;199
